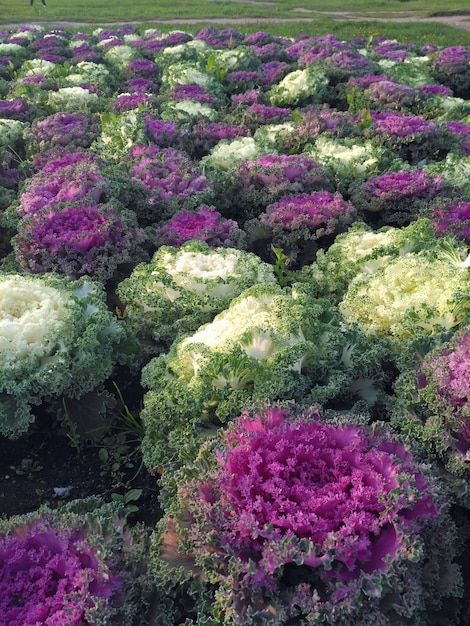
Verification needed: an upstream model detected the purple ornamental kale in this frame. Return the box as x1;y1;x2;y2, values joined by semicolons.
372;40;412;61
246;42;285;63
70;44;102;65
152;205;246;249
125;77;156;94
125;58;160;79
371;111;436;138
0;97;38;122
25;111;100;153
346;74;390;89
17;160;108;217
243;31;275;46
144;114;186;148
431;200;470;240
0;499;152;626
231;89;261;105
0;56;21;80
112;93;154;112
323;49;376;78
363;80;425;113
159;404;453;624
367;111;453;163
0;523;120;625
260;190;356;239
297;40;347;66
420;83;453;97
247;190;356;267
30;147;100;174
228;102;292;131
350;168;446;228
182;119;247;158
13;202;145;281
194;26;244;48
446;121;470;155
129;145;213;223
430;46;470;97
393;327;470;495
224;70;260;92
166;83;217;105
258;60;291;86
268;107;358;155
223;153;334;223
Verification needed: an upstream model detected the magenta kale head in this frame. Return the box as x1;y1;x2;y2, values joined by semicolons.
362;80;425;113
25;111;100;154
13;202;146;282
0;524;119;625
223;153;334;224
431;200;470;241
0;97;38;122
143;114;184;148
157;404;458;624
367;112;453;164
248;190;356;266
350;168;446;228
112;93;154;112
129;145;214;223
0;499;151;626
371;111;436;139
430;46;470;98
183;120;247;159
153;205;246;249
17;160;108;218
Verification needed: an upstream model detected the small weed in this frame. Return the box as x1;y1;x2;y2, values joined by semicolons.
97;382;144;488
62;398;82;455
111;488;143;513
271;245;296;287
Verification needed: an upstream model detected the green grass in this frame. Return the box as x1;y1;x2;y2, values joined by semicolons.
1;0;470;47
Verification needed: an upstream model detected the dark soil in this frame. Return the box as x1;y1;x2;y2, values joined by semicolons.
0;392;162;527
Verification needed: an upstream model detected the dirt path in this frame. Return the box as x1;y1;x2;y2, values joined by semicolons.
1;10;470;32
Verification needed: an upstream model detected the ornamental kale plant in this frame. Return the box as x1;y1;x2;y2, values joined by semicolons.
128;144;214;224
365;111;454;164
349;168;447;228
307;134;403;195
429;46;470;98
12;201;147;283
0;498;152;626
300;218;438;304
217;153;334;223
116;239;275;351
358;79;427;114
24;111;100;155
430;199;470;241
267;66;329;107
140;282;388;474
392;326;470;503
152;404;461;625
246;190;357;267
14;157;108;219
338;236;470;358
152;205;247;249
0;272;130;438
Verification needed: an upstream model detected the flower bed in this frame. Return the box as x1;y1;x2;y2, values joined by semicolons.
1;23;470;625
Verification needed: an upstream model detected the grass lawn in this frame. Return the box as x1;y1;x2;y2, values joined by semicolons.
1;0;470;46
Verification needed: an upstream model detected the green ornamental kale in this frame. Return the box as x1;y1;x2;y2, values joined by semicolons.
140;282;389;474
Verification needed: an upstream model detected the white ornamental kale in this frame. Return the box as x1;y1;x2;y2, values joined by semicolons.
116;239;276;348
0;273;128;438
267;66;329;107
